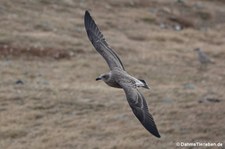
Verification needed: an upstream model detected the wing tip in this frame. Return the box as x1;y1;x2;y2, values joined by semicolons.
154;132;161;138
144;111;161;138
84;10;103;40
149;122;161;138
84;10;91;27
85;10;90;18
147;125;161;138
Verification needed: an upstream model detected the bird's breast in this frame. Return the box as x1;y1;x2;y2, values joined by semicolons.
105;79;122;88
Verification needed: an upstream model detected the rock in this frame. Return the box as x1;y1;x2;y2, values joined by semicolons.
174;24;183;31
15;80;24;85
183;83;195;90
160;23;166;29
161;97;174;104
198;97;221;103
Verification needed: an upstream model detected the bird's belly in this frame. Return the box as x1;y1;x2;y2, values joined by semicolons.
106;80;122;88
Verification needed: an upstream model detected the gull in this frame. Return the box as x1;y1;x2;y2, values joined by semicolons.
194;48;214;69
84;11;160;138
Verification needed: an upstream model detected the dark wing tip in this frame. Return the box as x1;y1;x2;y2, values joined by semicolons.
84;10;92;30
144;113;161;138
85;10;90;16
84;10;91;24
132;91;160;138
84;10;105;44
131;103;161;138
152;127;161;138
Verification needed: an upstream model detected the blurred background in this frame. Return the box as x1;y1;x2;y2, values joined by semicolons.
0;0;225;149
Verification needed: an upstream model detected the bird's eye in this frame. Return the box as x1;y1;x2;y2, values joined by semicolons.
102;75;108;79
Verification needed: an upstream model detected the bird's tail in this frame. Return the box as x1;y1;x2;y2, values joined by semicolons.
139;79;150;89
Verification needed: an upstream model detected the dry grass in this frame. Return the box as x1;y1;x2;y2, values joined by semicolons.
0;0;225;149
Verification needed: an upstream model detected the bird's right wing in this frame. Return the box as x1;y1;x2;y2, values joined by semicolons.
118;82;161;138
84;11;125;70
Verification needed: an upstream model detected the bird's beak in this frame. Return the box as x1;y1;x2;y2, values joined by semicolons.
96;77;101;81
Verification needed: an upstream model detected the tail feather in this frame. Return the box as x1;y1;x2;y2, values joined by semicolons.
139;79;150;89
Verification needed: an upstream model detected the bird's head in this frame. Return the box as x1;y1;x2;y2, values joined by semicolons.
96;73;110;81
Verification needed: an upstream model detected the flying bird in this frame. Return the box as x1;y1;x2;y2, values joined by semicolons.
84;11;160;138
